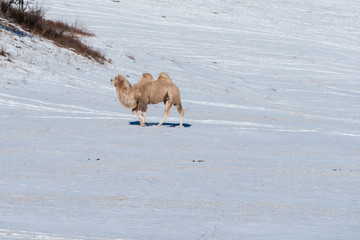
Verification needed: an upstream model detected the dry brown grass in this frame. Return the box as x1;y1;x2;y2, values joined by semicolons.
0;48;8;57
43;19;94;37
0;1;107;63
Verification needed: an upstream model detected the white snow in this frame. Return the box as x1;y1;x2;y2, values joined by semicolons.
1;0;360;239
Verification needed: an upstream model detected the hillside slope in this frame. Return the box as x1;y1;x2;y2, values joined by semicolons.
1;0;360;239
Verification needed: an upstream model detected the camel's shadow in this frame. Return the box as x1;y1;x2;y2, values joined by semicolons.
129;121;192;128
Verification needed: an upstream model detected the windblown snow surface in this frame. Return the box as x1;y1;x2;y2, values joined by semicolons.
1;0;360;239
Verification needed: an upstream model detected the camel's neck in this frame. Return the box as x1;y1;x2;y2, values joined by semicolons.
116;86;137;109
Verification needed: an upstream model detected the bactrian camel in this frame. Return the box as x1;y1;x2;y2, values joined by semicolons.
111;72;184;127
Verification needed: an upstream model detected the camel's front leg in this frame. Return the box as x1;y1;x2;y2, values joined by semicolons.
141;111;146;127
132;109;143;126
137;102;148;127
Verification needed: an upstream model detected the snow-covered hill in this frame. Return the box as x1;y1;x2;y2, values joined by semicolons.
1;0;360;239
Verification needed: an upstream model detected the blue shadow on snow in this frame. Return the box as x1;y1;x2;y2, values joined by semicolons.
129;121;192;128
0;23;32;38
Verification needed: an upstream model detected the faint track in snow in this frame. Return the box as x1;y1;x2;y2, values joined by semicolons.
0;229;125;240
0;93;131;119
0;93;273;128
183;99;360;125
1;94;359;136
182;99;269;111
0;93;275;129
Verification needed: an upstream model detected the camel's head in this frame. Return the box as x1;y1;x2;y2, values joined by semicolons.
111;74;125;86
111;74;131;90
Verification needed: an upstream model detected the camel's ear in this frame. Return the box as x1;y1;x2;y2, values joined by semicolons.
116;75;123;82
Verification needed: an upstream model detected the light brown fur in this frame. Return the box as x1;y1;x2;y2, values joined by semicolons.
111;73;184;127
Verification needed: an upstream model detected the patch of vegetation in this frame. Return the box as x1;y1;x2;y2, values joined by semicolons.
0;0;108;64
0;48;8;57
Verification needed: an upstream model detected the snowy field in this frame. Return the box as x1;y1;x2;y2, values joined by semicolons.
1;0;360;239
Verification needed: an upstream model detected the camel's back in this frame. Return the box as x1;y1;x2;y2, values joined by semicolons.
133;73;153;88
154;76;181;104
157;72;173;83
144;81;169;103
136;72;181;104
132;73;153;98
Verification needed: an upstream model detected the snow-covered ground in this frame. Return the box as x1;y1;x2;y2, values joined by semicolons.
1;0;360;239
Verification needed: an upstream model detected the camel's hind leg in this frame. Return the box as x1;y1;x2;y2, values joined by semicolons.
158;101;172;127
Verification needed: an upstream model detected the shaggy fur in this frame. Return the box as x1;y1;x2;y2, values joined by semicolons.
111;73;184;127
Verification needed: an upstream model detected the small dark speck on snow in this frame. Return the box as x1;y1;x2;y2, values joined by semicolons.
193;160;205;163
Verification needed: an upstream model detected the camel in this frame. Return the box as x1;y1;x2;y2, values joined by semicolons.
111;72;184;127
